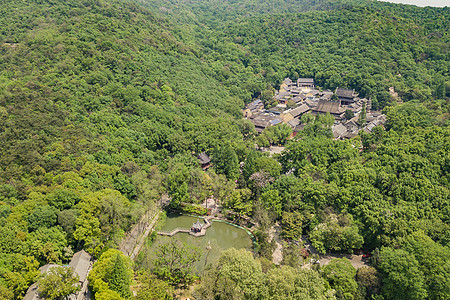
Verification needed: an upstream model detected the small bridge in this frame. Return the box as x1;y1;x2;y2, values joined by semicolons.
157;217;212;237
158;227;191;236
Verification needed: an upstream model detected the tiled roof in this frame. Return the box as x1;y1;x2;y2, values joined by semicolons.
192;220;203;229
313;100;344;115
289;104;310;118
287;118;300;128
270;119;282;125
332;124;348;139
297;78;314;85
24;264;62;300
69;250;91;283
197;152;211;164
336;88;357;98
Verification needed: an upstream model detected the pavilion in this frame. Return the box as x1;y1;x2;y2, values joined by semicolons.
191;220;204;233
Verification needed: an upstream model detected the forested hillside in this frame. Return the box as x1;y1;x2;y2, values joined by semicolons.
143;0;449;109
0;0;449;299
0;0;250;298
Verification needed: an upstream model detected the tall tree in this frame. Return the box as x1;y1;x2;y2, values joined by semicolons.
109;254;131;299
358;102;366;126
212;144;240;180
197;248;265;299
88;249;133;300
356;267;381;299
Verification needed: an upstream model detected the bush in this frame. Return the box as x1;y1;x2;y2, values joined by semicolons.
180;204;208;216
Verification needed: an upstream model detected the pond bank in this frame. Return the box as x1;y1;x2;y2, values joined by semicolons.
162;210;257;241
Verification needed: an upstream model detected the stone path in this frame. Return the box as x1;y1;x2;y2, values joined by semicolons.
119;194;172;260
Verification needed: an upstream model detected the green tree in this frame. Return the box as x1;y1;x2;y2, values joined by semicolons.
384;102;434;131
266;266;330;300
57;209;78;238
0;286;14;300
166;163;190;206
37;266;80;300
134;271;173;300
264;124;292;145
260;190;283;218
27;205;58;232
356;267;381;299
212;144;240;180
109;254;131;299
281;243;303;269
301;114;333;138
46;189;81;210
89;249;133;300
344;109;354;120
358;102;366;126
281;211;303;240
254;156;282;178
2;254;40;299
197;248;265;299
286;100;296;109
309;213;363;254
378;247;428;300
153;240;201;287
253;229;276;259
399;232;450;299
225;189;252;216
435;81;445;99
322;258;357;299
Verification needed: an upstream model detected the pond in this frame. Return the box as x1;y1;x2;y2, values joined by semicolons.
143;213;254;274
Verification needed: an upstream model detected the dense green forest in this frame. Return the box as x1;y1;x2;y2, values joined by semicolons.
143;0;449;109
0;0;448;299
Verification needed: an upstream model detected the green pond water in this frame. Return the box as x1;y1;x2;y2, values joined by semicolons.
151;213;253;273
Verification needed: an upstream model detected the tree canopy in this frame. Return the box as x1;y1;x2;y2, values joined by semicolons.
0;0;448;298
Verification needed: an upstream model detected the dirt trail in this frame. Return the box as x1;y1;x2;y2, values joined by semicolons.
268;223;283;265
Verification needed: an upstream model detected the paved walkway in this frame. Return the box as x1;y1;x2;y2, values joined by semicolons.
120;194;172;260
261;146;285;156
